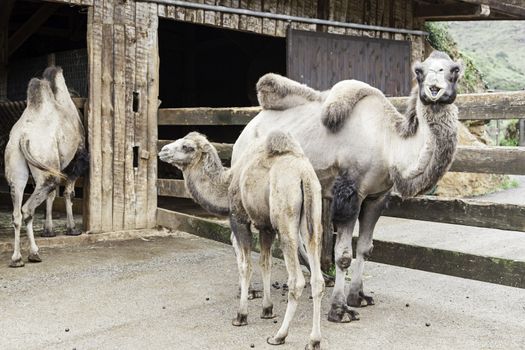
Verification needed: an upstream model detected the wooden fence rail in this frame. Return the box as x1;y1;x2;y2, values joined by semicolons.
158;91;525;126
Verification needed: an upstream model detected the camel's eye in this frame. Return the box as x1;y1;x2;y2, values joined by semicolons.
451;67;460;74
415;68;423;76
182;145;194;153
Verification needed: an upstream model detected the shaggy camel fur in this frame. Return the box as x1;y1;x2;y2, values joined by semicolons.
159;131;325;349
4;67;87;267
232;51;461;322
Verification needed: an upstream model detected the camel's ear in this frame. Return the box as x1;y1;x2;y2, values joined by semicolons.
412;61;424;82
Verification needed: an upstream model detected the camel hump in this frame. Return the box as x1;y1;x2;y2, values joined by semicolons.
43;66;64;95
321;80;385;133
265;130;302;156
256;73;322;110
26;78;53;110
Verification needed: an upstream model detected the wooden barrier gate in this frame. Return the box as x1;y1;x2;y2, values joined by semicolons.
156;91;525;289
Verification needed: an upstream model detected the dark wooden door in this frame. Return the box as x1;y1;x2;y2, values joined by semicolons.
287;29;411;96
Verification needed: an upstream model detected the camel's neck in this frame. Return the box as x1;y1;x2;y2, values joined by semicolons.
390;97;458;197
184;148;232;216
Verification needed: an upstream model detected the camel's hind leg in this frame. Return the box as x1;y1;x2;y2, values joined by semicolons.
21;173;59;263
259;229;276;319
230;215;253;326
267;222;305;346
300;217;325;350
347;193;389;307
64;179;81;236
42;187;57;237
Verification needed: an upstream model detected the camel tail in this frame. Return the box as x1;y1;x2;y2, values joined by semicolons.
321;80;385;133
20;138;66;181
301;178;315;237
265;130;302;156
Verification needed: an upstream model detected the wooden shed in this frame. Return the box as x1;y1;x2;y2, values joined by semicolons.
1;0;525;278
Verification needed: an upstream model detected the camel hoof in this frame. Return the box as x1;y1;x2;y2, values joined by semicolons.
232;313;248;326
305;340;321;350
267;336;285;346
9;258;25;268
41;228;56;237
65;228;82;236
261;306;276;319
28;253;42;263
348;291;375;307
327;304;359;323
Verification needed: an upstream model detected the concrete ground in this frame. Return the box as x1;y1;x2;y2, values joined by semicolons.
1;232;524;350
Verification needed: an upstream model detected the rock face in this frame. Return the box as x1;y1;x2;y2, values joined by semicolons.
434;123;508;197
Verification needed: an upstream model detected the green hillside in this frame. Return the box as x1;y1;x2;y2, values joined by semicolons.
445;21;525;91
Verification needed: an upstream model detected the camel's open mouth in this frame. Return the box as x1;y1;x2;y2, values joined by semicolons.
424;85;445;102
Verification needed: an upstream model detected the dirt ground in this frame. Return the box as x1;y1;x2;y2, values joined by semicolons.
1;232;524;350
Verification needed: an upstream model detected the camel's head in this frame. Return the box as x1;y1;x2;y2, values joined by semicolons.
158;132;211;170
413;51;463;105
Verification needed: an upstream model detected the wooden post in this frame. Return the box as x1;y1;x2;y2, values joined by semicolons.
519;119;525;146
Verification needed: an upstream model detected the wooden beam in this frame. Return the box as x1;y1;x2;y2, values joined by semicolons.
449;145;525;175
157;141;525;176
0;192;82;215
458;0;525;19
158;91;525;126
384;195;525;232
0;0;15;99
8;4;61;56
415;3;489;19
156;208;525;288
158;179;525;232
158;107;261;125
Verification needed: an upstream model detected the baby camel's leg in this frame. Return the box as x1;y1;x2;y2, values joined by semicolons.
42;187;57;237
259;229;276;319
301;218;325;350
230;215;253;326
267;223;305;346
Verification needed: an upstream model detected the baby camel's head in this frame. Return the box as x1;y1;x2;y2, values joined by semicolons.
158;132;211;170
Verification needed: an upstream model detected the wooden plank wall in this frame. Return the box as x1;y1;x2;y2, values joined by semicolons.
157;0;426;61
86;0;158;233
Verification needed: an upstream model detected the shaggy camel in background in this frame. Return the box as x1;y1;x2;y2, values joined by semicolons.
4;66;88;267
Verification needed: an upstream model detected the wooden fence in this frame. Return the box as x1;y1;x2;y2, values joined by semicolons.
156;91;525;289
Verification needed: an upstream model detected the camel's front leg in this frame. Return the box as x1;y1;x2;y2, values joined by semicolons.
42;187;57;237
230;215;253;326
347;193;389;307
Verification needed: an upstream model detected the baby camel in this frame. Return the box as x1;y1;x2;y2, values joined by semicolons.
159;131;325;349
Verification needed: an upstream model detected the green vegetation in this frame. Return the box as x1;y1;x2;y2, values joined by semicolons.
445;21;525;91
424;22;487;93
500;177;520;190
498;119;520;146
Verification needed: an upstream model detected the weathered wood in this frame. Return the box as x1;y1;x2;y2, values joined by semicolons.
158;179;525;232
134;3;150;229
157;208;525;289
123;7;137;230
157;140;233;160
158;179;189;198
384;195;525;232
146;4;159;228
8;3;60;56
100;24;114;232
111;23;126;231
158;91;525;127
158;107;260;125
449;146;525;175
414;3;489;20
390;91;525;120
0;0;15;99
86;11;103;233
